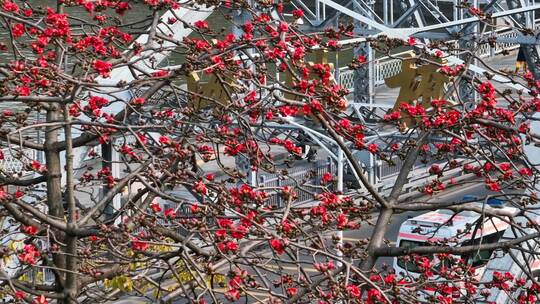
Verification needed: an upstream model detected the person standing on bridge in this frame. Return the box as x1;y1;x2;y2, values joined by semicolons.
515;46;528;73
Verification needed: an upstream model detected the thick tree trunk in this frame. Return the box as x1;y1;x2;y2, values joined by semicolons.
361;208;393;270
63;104;78;303
45;106;67;289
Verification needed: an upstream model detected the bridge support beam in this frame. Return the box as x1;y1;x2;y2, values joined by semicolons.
458;0;478;106
353;1;374;105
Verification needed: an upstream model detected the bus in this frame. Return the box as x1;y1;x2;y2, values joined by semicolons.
394;198;512;298
395;201;510;276
394;197;540;302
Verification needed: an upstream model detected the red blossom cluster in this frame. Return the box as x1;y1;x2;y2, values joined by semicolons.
18;244;40;265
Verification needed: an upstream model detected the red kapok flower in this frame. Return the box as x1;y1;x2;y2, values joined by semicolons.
131;238;149;251
34;295;48;304
15;291;25;300
18;244;39;265
132;97;145;105
16;86;30;96
194;181;208;195
286;287;298;296
93;60;112;78
270;238;286;255
194;20;209;30
367;143;378;153
486;180;501;192
12;23;25;38
519;168;533;176
346;284;361;298
190;204;199;213
358;55;366;63
115;2;130;15
226;241;238;252
225;288;241;301
322;172;333;183
164;208;177;219
2;1;19;13
158;136;171;145
23;225;38;235
15;190;24;198
292;9;304;18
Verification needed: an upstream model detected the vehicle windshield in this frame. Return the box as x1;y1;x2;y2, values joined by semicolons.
397;230;506;274
396;240;429;273
461;230;505;267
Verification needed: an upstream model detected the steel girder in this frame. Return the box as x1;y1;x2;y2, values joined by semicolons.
353;0;374;104
458;1;479;105
353;0;425;109
395;0;427;28
309;0;540;39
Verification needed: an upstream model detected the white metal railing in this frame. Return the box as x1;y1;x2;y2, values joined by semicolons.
0;133;136;176
259;159;336;207
0;149;37;174
373;51;412;86
339;23;535;92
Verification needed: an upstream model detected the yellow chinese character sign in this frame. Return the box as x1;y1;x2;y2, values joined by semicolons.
283;49;337;100
385;53;449;127
186;71;240;111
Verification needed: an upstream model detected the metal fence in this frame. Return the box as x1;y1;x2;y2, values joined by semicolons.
256;155;453;208
338;24;532;92
376;156;405;178
258;159;337;208
0;148;37;174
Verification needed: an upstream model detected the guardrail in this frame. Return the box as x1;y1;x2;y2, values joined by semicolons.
258;159;337;207
0;149;37;174
256;155;470;208
338;24;532;92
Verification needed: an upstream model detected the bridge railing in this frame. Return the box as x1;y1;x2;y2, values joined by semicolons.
0;148;37;175
256;156;471;208
338;23;535;92
258;159;337;207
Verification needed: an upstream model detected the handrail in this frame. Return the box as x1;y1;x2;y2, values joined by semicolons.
338;21;539;91
0;148;37;175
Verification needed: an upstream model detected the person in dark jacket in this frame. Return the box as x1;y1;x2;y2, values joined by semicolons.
295;130;317;161
516;46;527;73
